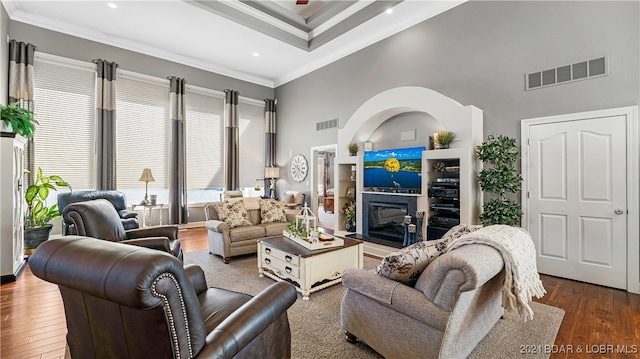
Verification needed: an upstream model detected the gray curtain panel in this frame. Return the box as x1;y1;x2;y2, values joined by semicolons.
95;59;118;190
8;40;36;185
224;89;240;191
264;99;277;199
168;77;188;224
264;99;277;167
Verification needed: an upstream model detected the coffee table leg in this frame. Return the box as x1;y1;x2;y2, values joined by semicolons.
301;290;310;301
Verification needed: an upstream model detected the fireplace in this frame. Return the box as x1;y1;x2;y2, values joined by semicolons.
360;193;418;248
367;202;407;242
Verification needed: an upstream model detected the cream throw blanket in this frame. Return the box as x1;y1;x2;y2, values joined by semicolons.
446;225;546;321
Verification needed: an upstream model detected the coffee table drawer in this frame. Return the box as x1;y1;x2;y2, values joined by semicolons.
262;255;300;279
262;245;300;266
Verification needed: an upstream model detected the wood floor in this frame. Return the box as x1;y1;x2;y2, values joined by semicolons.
1;227;638;358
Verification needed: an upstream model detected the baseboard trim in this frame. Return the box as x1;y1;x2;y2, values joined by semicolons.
0;258;27;284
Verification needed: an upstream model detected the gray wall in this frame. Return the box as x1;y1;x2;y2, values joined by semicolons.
1;3;8;105
8;22;274;101
275;1;640;191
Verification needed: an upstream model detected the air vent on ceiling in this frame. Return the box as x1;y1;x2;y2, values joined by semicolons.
316;118;338;131
526;56;607;91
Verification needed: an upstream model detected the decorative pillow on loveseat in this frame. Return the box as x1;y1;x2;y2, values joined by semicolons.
375;224;483;286
214;200;252;228
259;199;287;224
375;241;441;286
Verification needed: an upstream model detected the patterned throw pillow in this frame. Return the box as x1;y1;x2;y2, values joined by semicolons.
436;224;483;252
375;241;441;286
214;200;252;228
375;224;483;286
259;199;287;224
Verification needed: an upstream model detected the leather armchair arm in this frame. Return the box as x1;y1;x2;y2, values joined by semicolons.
199;282;297;359
120;237;172;253
205;220;229;234
118;209;139;219
184;264;207;295
126;225;178;240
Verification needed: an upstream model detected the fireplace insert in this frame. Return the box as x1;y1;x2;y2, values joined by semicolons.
367;202;407;243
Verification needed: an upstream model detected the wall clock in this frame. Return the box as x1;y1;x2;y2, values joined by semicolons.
290;154;308;182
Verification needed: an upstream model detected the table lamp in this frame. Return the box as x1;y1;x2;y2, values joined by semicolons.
265;166;280;199
138;168;155;204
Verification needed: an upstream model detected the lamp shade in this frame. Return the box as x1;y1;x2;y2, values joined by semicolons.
138;168;155;182
265;167;280;178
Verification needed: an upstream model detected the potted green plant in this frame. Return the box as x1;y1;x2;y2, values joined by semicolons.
434;131;456;149
347;143;359;156
475;134;523;226
342;200;356;232
24;167;72;252
1;102;38;138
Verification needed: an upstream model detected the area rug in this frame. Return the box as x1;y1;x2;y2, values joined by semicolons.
184;250;564;359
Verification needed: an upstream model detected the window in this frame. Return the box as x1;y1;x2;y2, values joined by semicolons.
239;101;265;194
185;87;224;203
116;73;170;205
33;54;96;203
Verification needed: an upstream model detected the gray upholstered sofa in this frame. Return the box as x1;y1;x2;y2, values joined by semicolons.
204;198;295;264
340;243;505;359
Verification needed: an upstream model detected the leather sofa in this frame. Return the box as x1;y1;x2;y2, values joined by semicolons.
340;243;505;358
204;198;296;264
62;198;183;260
29;236;297;359
57;190;139;235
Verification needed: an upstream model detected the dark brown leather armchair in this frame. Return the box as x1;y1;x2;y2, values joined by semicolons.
62;198;183;260
30;236;297;359
57;190;139;234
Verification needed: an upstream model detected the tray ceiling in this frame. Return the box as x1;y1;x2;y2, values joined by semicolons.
3;0;465;87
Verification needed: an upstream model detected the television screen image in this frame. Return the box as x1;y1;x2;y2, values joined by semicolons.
363;146;425;192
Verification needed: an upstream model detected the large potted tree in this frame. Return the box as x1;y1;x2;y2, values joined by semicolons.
476;134;523;225
24;167;72;254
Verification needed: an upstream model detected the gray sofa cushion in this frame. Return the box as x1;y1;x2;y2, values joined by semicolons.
229;226;266;242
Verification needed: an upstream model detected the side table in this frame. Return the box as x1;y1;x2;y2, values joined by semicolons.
131;203;164;227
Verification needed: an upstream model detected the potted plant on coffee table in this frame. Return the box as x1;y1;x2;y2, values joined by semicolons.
1;102;38;138
24;167;72;254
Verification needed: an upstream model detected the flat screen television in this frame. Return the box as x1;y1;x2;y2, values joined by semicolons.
363;146;425;193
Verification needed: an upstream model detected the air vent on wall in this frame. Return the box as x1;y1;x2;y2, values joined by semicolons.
316;118;338;131
526;56;607;90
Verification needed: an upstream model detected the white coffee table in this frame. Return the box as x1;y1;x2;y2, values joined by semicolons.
258;236;363;300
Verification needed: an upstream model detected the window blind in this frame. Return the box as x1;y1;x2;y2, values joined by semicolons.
33;56;96;192
185;89;224;202
115;75;170;203
238;102;265;188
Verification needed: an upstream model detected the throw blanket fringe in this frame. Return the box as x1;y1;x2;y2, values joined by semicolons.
446;225;546;321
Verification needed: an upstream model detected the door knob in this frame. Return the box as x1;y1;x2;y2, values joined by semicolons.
615;209;624;215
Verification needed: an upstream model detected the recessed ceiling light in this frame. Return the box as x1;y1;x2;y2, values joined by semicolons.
107;2;118;9
252;52;260;57
385;8;393;14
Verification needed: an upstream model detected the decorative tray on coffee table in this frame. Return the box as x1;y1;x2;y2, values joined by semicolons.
283;204;344;250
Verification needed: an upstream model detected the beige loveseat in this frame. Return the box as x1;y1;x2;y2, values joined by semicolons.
205;198;295;264
341;243;505;358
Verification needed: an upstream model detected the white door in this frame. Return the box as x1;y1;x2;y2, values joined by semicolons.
527;115;627;289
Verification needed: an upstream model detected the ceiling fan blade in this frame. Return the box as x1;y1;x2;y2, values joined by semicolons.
296;0;309;4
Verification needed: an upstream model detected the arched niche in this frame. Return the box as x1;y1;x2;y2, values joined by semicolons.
338;86;483;154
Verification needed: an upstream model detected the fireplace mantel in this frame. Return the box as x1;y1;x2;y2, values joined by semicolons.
361;191;422;197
